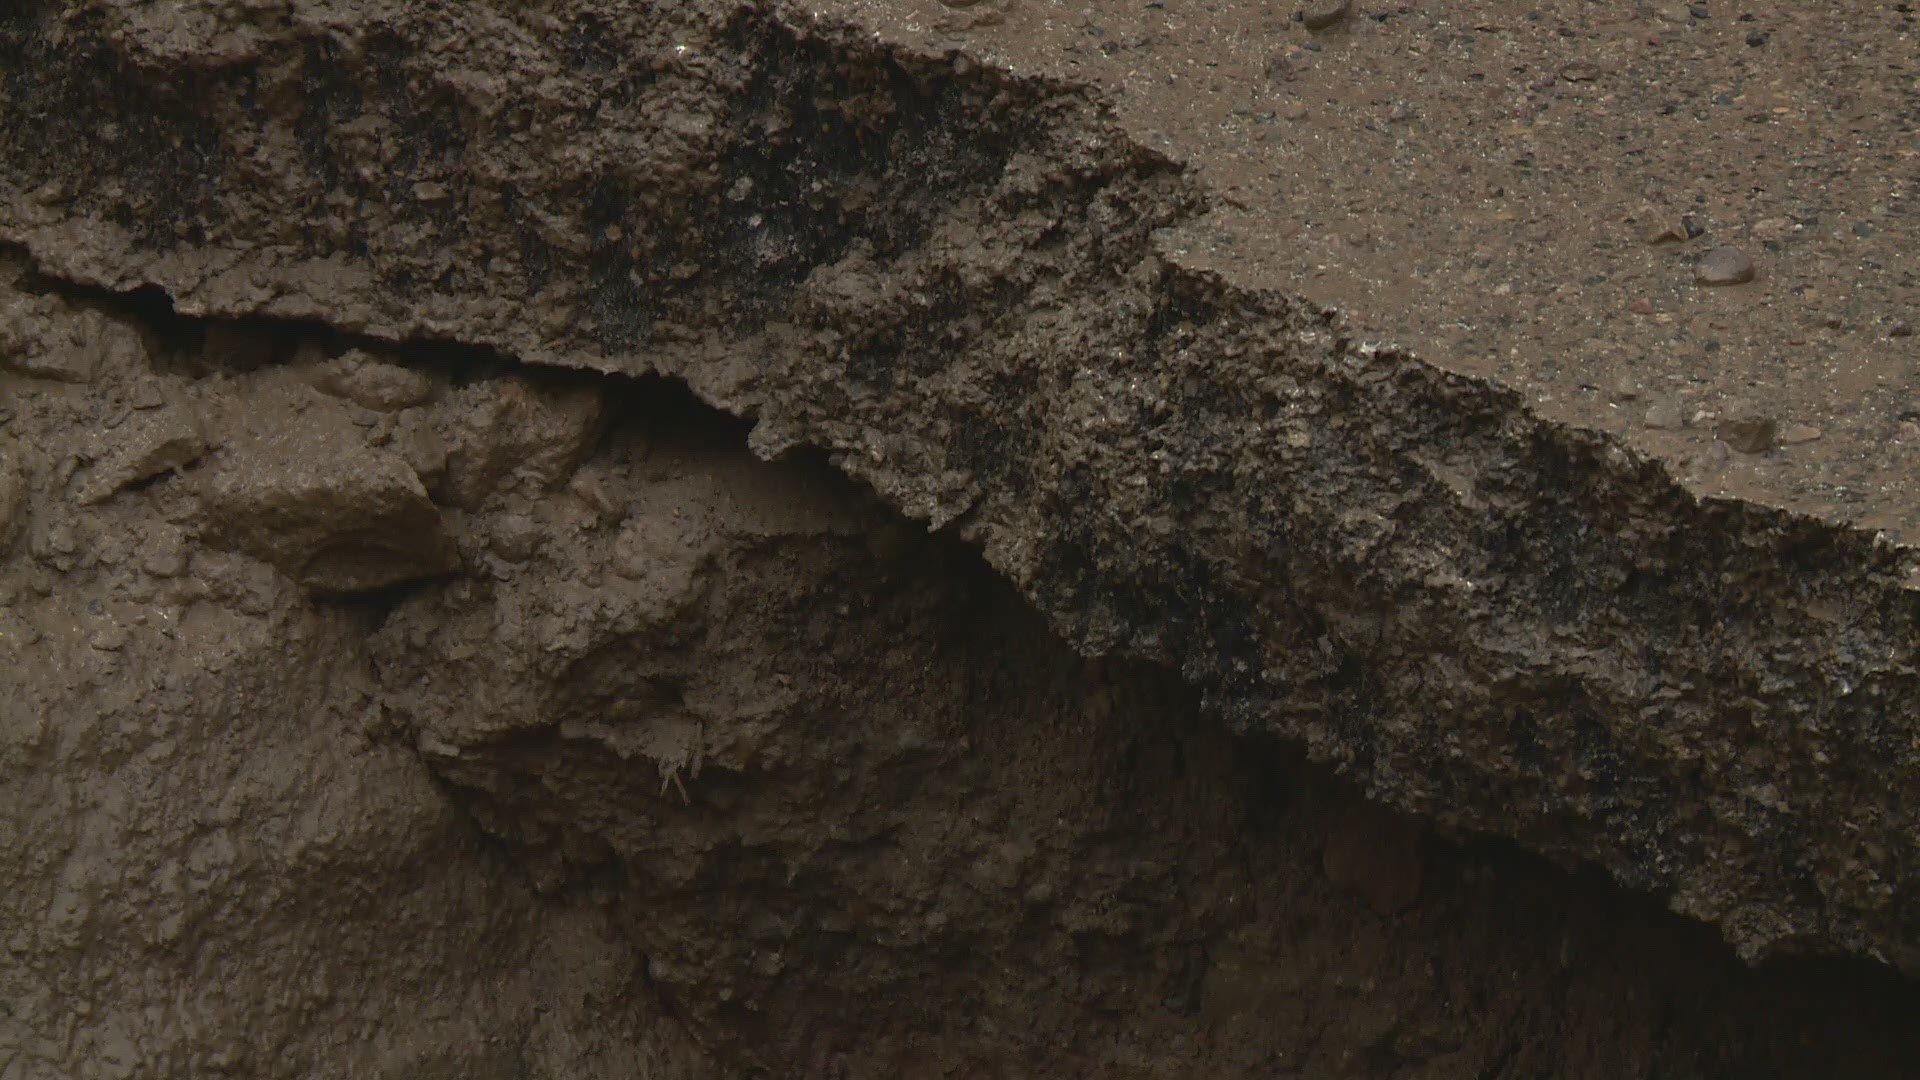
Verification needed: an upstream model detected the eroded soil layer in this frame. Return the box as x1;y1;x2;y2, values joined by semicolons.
3;274;1919;1077
3;0;1920;1073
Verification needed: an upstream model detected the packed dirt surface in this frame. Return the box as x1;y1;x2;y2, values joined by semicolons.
2;0;1919;1077
860;0;1920;534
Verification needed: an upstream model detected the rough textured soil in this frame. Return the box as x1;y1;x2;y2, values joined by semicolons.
1;0;1918;1077
890;0;1920;534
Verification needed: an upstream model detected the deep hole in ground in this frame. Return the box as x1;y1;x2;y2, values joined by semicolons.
4;2;1920;1076
2;267;1919;1077
9;0;1920;984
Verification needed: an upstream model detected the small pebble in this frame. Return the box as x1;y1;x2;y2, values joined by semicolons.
1777;423;1823;446
1694;246;1755;287
1644;214;1702;245
1302;0;1351;31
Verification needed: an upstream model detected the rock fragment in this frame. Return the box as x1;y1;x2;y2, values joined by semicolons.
1644;213;1703;245
390;410;450;492
1777;422;1823;446
198;417;457;593
439;377;606;509
0;295;149;384
1715;402;1777;453
486;514;542;564
74;404;207;505
1302;0;1350;31
1694;246;1756;287
322;350;437;412
128;379;168;410
1644;396;1686;430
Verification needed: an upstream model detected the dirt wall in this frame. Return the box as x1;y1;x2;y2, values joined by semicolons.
3;0;1919;1076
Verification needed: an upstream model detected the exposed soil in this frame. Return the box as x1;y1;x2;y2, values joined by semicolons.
5;269;1919;1077
865;0;1920;536
3;1;1919;1077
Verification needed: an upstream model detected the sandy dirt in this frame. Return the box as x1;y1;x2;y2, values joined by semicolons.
4;275;1917;1076
845;0;1920;537
3;1;1919;1077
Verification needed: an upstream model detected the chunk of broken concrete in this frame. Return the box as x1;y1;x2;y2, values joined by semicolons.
198;417;457;593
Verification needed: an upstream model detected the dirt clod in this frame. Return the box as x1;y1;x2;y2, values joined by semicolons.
438;377;605;509
0;293;146;383
1644;395;1687;429
74;403;205;505
1716;401;1779;453
322;349;437;412
198;403;457;592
